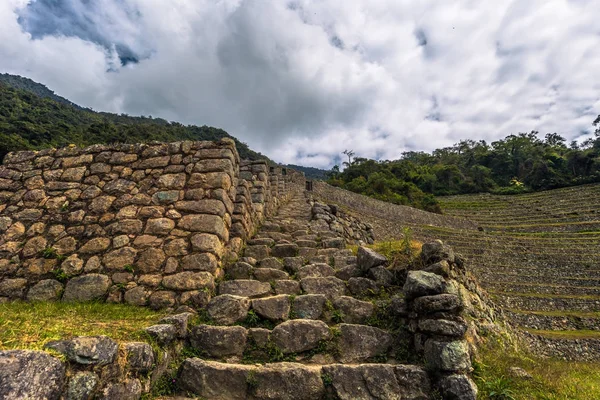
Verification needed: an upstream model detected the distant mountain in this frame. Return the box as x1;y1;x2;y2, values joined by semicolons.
0;73;82;109
0;73;268;162
285;164;329;180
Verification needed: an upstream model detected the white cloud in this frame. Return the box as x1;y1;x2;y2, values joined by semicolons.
1;0;600;168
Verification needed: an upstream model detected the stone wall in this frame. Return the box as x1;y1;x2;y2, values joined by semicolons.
0;140;304;308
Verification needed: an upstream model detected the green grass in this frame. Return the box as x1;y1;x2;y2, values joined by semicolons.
525;329;600;340
0;301;166;350
476;337;600;399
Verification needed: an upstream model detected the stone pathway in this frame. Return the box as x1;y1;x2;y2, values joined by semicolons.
176;191;431;399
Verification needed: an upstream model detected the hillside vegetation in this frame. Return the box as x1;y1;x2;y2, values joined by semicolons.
0;74;267;161
328;128;600;212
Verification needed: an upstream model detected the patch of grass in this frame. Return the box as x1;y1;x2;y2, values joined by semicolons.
525;329;600;340
474;337;600;400
0;301;165;350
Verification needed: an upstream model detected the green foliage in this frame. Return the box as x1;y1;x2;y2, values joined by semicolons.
329;130;600;205
123;264;136;274
51;268;69;283
0;76;268;162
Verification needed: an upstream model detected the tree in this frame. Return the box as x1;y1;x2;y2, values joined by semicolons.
342;150;355;167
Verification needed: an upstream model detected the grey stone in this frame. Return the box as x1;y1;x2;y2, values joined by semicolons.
403;270;447;300
293;294;327;319
367;266;394;287
145;324;178;346
420;240;455;265
390;296;409;316
259;257;284;270
124;286;148;306
357;246;388;271
412;294;462;314
273;280;301;295
283;256;304;273
162;271;215;291
208;295;251;325
62;274;110;302
297;263;335;279
178;358;253;400
190;325;248;357
0;278;27;298
333;296;374;324
322;237;345;249
27;279;63;301
300;276;347;299
424;339;471;372
335;264;362;281
438;374;478;400
337;324;392;363
254;268;290;282
124;342;155;372
160;312;194;338
271;243;299;258
66;371;99;400
225;262;254;279
0;350;65;400
44;336;118;365
323;364;403;400
219;280;271;298
271;319;331;354
418;319;468;337
253;362;325;400
394;365;432;400
244;245;270;260
348;277;380;296
99;379;142;400
249;328;271;347
149;290;177;309
252;295;290;321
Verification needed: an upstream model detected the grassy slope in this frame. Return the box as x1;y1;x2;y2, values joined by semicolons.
0;302;165;350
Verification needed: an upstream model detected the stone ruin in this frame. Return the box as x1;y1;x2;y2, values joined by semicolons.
0;140;500;399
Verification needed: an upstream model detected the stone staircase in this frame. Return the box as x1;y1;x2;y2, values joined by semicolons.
173;191;434;399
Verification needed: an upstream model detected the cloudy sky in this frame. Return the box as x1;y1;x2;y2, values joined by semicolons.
1;0;600;168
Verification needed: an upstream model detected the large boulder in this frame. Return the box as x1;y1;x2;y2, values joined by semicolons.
0;350;65;400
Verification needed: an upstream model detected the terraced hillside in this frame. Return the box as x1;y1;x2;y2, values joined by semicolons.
313;181;600;361
439;184;600;360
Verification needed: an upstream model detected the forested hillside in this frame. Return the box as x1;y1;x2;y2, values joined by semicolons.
329;129;600;208
0;75;266;161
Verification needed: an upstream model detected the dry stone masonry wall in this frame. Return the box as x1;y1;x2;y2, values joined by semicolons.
0;140;304;308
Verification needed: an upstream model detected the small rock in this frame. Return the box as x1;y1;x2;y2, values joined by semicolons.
367;266;394;287
62;274;110;302
333;296;374;324
421;240;455;265
123;342;155;372
253;268;289;282
160;312;194;338
418;319;468;337
297;263;335;279
300;277;347;299
271;243;299;258
412;294;463;314
347;277;380;296
27;279;63;301
219;280;271;298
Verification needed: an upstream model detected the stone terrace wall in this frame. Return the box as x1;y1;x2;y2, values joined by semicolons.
0;139;305;308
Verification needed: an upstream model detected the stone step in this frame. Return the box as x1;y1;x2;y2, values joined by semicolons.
188;321;398;363
205;293;379;326
492;292;600;312
177;359;431;400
